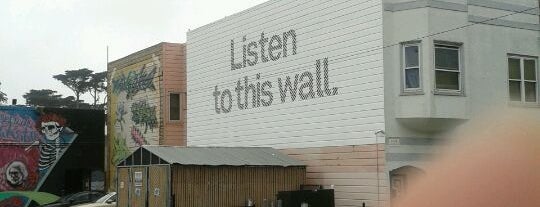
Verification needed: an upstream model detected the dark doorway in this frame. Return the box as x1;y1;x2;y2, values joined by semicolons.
390;166;425;202
65;169;91;194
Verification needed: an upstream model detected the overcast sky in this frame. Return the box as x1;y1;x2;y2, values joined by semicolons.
0;0;267;105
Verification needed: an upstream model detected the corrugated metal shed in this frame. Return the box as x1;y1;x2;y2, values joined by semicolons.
120;145;305;167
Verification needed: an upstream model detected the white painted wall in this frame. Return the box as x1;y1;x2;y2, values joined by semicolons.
187;0;385;149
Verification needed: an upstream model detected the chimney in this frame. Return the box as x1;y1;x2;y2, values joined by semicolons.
11;99;17;105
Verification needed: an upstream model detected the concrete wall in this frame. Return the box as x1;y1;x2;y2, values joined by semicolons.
187;0;385;149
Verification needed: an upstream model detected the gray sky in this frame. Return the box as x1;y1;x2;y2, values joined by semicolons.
0;0;267;105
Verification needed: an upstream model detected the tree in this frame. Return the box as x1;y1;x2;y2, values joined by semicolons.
53;68;93;108
0;82;7;104
23;89;67;107
88;71;107;108
22;89;91;108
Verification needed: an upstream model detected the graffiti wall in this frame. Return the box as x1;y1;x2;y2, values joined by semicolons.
108;52;162;168
0;106;79;205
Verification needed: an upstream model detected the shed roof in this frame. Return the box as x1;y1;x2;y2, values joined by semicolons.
123;145;305;167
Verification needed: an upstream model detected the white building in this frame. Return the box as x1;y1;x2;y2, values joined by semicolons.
186;0;539;206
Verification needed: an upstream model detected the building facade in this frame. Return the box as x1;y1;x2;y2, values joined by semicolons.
107;42;187;189
186;0;538;206
382;0;539;200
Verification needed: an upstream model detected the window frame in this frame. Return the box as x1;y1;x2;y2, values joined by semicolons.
507;54;539;106
168;92;182;122
400;40;423;95
433;41;464;96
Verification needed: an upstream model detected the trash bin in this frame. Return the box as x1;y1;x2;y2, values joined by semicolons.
276;189;334;207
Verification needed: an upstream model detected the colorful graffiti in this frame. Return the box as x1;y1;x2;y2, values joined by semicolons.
130;126;147;146
108;53;161;190
0;107;78;206
0;111;42;143
0;191;60;206
112;135;130;165
115;103;127;131
0;146;39;191
130;100;157;133
112;65;157;99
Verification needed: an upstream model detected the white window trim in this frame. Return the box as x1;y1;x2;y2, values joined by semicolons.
507;55;539;106
401;41;423;95
168;92;182;122
433;41;464;96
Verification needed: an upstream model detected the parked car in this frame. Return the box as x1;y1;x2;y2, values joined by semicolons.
39;191;105;207
72;192;116;207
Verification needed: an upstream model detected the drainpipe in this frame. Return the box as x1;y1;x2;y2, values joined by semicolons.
375;130;386;207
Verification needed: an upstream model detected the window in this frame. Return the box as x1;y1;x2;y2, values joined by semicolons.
434;43;462;93
508;56;538;103
169;93;181;121
402;42;422;93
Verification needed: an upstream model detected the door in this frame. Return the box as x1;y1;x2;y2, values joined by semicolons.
117;167;131;207
130;167;148;207
148;165;170;207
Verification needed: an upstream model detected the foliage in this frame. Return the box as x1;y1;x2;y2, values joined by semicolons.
23;89;90;108
52;68;93;108
0;82;6;104
88;71;107;108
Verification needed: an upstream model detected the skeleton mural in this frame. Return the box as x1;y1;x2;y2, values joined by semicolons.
5;161;28;187
34;113;77;173
0;107;78;206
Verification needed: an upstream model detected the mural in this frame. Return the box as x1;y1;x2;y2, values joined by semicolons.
0;107;78;206
112;65;157;100
130;100;157;133
112;135;130;165
109;54;161;166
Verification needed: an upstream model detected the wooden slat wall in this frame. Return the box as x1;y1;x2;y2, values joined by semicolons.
281;144;389;207
172;166;305;207
161;43;187;146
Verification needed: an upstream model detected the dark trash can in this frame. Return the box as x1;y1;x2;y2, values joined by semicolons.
276;189;334;207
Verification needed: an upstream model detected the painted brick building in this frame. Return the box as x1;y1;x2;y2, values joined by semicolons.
106;42;186;189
